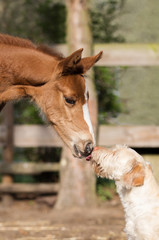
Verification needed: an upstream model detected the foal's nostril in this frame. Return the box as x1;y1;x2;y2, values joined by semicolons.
73;142;94;158
84;141;93;156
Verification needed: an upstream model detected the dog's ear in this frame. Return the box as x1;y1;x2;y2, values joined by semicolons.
122;162;145;187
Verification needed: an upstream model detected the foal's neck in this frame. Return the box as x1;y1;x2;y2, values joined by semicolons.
0;44;58;88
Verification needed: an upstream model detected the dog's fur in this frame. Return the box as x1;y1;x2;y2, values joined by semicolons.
91;145;159;240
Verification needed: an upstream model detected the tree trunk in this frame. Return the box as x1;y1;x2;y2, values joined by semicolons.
55;0;98;209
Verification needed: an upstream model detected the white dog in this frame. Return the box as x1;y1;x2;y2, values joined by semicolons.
90;145;159;240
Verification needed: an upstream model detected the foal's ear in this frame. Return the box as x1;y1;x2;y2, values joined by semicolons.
57;49;103;75
80;51;103;73
122;162;145;187
57;48;84;75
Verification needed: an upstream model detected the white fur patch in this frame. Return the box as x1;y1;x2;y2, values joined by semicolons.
82;80;95;144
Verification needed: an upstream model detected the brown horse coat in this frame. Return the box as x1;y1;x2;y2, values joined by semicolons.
0;34;102;157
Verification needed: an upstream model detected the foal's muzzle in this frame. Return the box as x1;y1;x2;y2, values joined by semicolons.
73;141;94;158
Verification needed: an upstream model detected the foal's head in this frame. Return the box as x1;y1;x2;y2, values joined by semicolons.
35;49;102;158
2;47;102;158
0;35;102;158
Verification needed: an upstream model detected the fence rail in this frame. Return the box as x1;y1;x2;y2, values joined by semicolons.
0;183;59;194
55;43;159;66
0;162;60;175
1;124;159;148
98;125;159;148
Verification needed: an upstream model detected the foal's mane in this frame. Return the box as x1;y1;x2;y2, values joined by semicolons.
0;34;64;60
0;34;35;49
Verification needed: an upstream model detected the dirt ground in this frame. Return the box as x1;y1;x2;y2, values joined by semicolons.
0;196;127;240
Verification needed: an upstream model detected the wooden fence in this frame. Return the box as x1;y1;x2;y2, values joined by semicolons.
2;124;159;149
55;43;159;66
1;43;159;194
1;124;159;194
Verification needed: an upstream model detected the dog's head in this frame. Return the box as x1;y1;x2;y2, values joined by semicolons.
91;145;146;189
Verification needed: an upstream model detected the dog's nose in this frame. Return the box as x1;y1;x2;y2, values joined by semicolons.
84;141;94;157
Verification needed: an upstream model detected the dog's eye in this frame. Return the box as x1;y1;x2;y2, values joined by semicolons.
64;97;76;105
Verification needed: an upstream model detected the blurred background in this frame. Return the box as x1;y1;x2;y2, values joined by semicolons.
0;0;159;224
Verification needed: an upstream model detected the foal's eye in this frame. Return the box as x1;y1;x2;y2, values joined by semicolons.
64;97;76;105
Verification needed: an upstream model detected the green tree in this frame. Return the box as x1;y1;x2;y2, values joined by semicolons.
36;0;66;43
90;0;124;43
90;0;125;123
94;67;121;123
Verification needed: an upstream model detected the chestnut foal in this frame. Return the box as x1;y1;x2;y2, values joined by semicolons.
0;34;102;158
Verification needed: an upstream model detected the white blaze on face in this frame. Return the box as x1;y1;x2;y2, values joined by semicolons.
82;80;96;145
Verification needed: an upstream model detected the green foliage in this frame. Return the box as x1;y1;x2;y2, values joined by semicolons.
0;0;41;41
14;100;43;124
90;0;125;43
14;175;36;183
14;147;61;163
90;0;125;124
36;0;66;43
97;177;116;201
0;0;66;43
94;67;122;123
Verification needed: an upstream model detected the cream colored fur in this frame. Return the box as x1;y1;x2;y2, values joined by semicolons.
91;145;159;240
